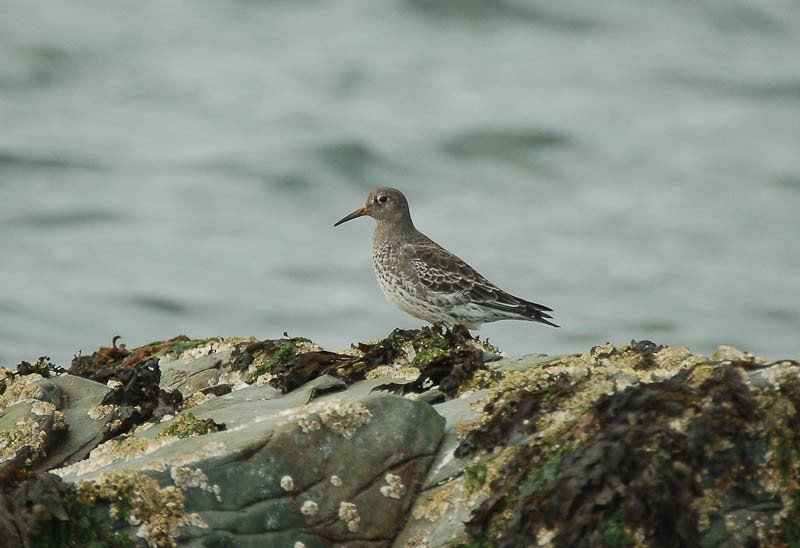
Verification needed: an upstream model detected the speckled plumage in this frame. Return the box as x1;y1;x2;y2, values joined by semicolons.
334;187;558;329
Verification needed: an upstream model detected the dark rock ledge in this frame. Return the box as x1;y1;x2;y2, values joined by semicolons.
0;331;798;547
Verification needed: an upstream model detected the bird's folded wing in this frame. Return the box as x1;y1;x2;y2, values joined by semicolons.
401;243;500;301
402;243;553;315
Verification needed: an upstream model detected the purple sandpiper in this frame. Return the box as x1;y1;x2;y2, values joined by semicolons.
334;187;558;329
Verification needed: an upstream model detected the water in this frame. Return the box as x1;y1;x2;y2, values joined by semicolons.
2;0;799;368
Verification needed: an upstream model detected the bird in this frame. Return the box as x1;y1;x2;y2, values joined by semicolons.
334;187;558;329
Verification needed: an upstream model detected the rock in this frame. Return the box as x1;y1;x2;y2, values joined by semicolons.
0;370;66;472
6;335;800;547
418;343;800;548
35;374;115;470
32;378;62;405
711;344;753;362
160;350;234;397
0;395;68;475
393;388;489;548
52;372;444;547
0;370;50;409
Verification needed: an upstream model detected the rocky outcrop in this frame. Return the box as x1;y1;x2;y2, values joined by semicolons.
0;333;798;547
399;343;800;548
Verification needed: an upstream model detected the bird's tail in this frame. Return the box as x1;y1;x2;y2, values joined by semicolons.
483;299;560;328
523;302;560;328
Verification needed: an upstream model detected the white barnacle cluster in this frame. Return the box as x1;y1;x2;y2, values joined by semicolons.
0;372;45;408
255;372;275;386
30;400;55;416
300;500;318;516
0;416;47;467
297;415;321;434
338;501;360;532
319;401;373;440
170;466;222;501
379;473;406;499
30;400;67;430
87;404;116;421
280;475;294;492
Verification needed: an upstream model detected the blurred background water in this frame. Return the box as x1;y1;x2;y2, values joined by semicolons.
1;0;799;368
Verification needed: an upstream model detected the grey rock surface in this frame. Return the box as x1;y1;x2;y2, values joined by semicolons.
0;373;69;474
160;350;234;397
56;374;445;547
35;374;114;470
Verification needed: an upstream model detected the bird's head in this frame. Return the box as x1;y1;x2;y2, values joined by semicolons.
334;187;412;227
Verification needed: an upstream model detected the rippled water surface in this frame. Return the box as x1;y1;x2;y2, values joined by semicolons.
2;0;799;367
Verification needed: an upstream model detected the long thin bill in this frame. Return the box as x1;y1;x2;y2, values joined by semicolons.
334;205;368;227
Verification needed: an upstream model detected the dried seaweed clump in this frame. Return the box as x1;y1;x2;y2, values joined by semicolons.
235;326;493;398
459;353;800;548
357;325;494;398
14;356;65;378
235;336;345;389
69;335;215;383
95;359;183;436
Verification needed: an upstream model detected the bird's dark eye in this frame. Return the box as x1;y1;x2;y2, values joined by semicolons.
378;195;389;204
